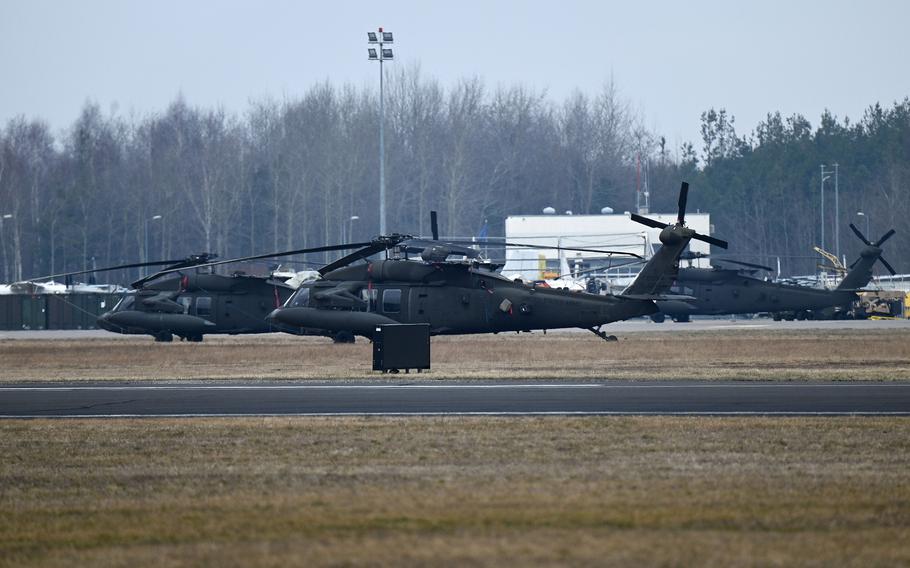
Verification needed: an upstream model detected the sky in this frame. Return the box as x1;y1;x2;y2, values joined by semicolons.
2;0;909;150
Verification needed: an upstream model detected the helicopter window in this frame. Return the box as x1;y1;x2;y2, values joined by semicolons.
382;289;402;313
177;296;192;314
291;288;310;307
361;289;378;311
113;296;134;312
196;296;212;316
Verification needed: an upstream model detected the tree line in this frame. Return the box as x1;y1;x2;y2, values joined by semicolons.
0;66;907;284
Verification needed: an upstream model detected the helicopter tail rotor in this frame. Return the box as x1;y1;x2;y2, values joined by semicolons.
848;223;897;276
677;181;689;225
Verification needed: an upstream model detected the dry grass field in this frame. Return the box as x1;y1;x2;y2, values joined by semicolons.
2;329;908;566
1;417;909;567
1;327;909;381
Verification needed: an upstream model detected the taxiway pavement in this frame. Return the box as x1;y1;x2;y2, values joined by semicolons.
2;381;909;417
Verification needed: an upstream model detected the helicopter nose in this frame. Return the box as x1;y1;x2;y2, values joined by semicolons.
96;312;117;332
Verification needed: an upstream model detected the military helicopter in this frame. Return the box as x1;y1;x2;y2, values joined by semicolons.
25;245;367;342
649;223;897;322
264;182;727;340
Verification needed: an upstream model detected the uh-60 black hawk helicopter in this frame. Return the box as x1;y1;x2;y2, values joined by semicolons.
27;245;362;342
263;182;728;340
648;223;897;322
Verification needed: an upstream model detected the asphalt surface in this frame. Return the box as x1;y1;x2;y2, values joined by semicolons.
2;381;909;417
2;317;909;340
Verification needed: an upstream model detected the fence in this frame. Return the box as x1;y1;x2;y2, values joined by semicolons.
0;293;122;330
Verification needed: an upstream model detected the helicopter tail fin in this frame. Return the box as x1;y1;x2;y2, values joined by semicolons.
620;240;684;297
621;182;726;298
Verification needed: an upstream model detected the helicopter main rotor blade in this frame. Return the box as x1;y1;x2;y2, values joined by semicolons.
677;181;689;225
875;229;896;247
849;223;872;246
25;258;189;283
430;211;439;241
693;233;729;249
714;259;773;271
878;256;897;276
629;213;668;230
679;251;709;261
138;242;373;286
445;239;643;259
318;242;391;275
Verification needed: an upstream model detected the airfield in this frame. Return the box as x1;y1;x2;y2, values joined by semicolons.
2;319;909;565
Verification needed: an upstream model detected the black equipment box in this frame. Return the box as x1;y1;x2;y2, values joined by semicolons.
372;324;431;373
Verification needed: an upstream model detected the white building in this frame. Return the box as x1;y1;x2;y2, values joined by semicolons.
501;211;713;281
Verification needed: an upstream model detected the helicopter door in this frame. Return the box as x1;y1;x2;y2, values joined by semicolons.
194;296;213;318
409;288;428;323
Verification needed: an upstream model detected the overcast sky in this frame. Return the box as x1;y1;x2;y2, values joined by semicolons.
2;0;908;149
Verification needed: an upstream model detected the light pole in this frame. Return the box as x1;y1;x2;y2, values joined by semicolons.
144;214;162;276
348;215;360;243
833;163;840;260
856;211;870;237
0;213;12;283
820;164;834;251
368;28;394;235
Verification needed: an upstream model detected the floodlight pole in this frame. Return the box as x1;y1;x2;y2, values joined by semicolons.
0;213;11;283
380;49;386;236
833;162;840;260
368;27;393;236
820;164;834;252
856;211;870;238
144;215;162;277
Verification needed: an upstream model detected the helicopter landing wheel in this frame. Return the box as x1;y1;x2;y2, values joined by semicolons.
589;328;618;342
154;332;173;343
650;313;666;323
187;334;204;343
332;331;356;344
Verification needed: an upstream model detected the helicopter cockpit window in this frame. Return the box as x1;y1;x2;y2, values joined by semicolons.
113;295;134;312
196;296;212;317
291;288;310;307
177;296;191;314
382;289;401;313
360;289;378;311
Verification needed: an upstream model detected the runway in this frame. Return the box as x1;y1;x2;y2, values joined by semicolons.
2;381;909;417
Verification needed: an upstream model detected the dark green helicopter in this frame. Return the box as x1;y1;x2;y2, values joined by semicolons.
266;182;727;339
649;223;897;322
26;244;366;342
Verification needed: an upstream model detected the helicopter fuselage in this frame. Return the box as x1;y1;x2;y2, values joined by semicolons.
270;259;657;337
655;267;858;317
